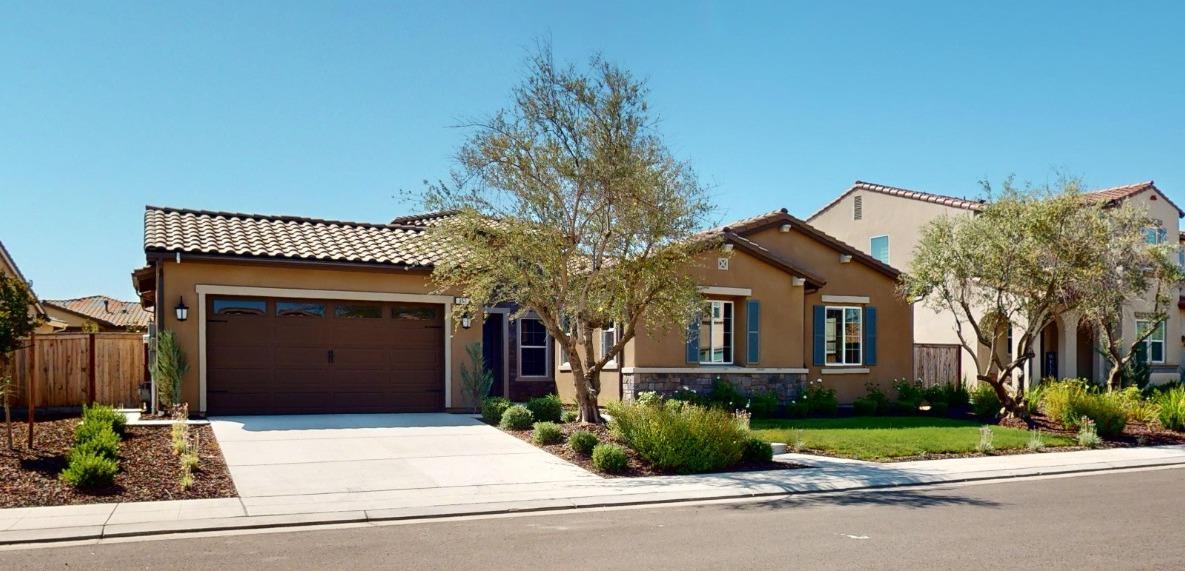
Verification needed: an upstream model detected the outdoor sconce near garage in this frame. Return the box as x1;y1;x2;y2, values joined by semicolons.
455;297;473;329
175;297;189;321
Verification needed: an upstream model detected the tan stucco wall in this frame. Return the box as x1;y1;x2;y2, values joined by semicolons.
747;227;914;402
156;258;482;414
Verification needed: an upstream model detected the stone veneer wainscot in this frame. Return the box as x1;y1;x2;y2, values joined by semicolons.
622;369;807;404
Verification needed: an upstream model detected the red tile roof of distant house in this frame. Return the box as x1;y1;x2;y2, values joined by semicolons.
43;295;152;329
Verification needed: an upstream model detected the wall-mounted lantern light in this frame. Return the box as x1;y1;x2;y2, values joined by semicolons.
175;297;189;321
461;314;473;329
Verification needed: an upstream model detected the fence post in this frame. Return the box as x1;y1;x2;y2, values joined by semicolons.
26;331;35;449
87;333;96;406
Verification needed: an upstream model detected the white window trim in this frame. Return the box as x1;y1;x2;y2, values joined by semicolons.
1136;318;1166;364
699;300;734;365
824;305;863;366
518;316;551;378
599;322;620;370
870;234;890;265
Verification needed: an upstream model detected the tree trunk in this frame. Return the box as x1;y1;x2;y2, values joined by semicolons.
575;371;602;424
1105;363;1123;391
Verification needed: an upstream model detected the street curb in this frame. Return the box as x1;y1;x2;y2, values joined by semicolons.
4;458;1184;547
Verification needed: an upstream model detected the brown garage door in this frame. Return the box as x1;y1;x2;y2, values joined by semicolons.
206;296;445;415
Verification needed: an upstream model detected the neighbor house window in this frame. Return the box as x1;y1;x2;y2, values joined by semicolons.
699;301;733;364
599;322;619;365
1145;227;1167;244
870;235;890;264
519;317;549;377
1136;319;1166;364
824;306;862;365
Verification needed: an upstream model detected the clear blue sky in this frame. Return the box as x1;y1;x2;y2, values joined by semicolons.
2;1;1182;300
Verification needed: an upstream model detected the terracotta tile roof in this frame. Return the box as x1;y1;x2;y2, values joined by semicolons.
808;181;985;220
696;209;900;279
43;295;153;328
143;206;446;268
1084;180;1183;216
389;210;459;226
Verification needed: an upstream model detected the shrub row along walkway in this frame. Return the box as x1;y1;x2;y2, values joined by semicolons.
1;443;1184;545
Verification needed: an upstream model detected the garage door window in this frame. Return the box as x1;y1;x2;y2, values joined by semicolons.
335;304;382;319
519;318;549;377
213;299;267;316
393;306;437;320
276;301;325;318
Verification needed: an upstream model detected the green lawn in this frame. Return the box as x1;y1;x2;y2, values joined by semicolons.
751;416;1074;461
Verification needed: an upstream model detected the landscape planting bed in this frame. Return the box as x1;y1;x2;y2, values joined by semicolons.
0;416;236;508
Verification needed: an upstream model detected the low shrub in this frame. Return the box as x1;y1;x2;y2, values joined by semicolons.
526;394;564;423
861;383;891;415
75;417;115;445
943;382;971;408
741;438;773;463
1077;393;1128;438
889;400;919;415
1117;386;1159;425
784;399;809;418
590;443;629;473
561;409;578;423
852;397;879;417
481;397;511;425
499;405;534;430
531;421;563;445
606;401;747;473
749;388;779;419
892;378;925;412
1027;429;1046;452
1155;386;1185;431
971;384;1002;421
927;401;950;417
1077;417;1102;448
73;427;120;461
82;404;127;436
1041;380;1127;437
61;452;118;488
567;429;598;455
635;391;664;408
802;380;838;416
976;425;994;454
706;378;747;411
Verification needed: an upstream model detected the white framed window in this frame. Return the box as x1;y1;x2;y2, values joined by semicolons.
699;301;733;364
599;322;619;366
870;235;890;264
824;306;862;365
1136;319;1166;364
1145;227;1167;244
518;317;550;377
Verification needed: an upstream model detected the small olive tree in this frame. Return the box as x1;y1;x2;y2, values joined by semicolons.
425;47;711;423
901;178;1165;417
0;273;39;448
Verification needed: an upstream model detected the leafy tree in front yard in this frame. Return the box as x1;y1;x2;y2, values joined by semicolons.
901;177;1171;418
0;272;39;448
424;46;711;423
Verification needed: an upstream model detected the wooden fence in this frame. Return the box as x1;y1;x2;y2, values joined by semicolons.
1;332;147;409
913;343;962;387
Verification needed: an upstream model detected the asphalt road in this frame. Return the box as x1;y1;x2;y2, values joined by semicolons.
3;467;1183;570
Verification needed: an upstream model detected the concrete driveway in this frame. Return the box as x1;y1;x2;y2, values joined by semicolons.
209;414;599;498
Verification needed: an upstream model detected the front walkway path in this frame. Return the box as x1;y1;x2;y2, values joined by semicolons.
2;444;1184;545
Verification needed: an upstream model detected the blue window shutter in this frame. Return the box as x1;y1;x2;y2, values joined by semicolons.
685;312;700;363
746;300;760;364
811;305;826;366
864;306;877;365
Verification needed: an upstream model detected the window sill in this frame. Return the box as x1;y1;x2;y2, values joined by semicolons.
558;362;618;373
820;367;870;375
517;376;553;382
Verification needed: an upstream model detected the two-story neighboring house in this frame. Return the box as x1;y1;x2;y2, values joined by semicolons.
809;180;1184;387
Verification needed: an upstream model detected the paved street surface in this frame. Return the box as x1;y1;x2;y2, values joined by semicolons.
2;467;1182;570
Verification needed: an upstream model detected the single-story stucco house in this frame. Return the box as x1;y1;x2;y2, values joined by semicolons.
554;209;913;405
132;205;912;416
43;295;153;332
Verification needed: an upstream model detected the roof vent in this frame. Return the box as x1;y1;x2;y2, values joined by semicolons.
853;196;863;220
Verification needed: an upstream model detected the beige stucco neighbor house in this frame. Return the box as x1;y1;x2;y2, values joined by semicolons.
0;240;66;334
809;180;1184;387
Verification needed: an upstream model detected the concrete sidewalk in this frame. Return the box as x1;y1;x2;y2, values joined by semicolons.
3;445;1184;546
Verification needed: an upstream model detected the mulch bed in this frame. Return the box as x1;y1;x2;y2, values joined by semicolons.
0;415;237;508
499;421;802;478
